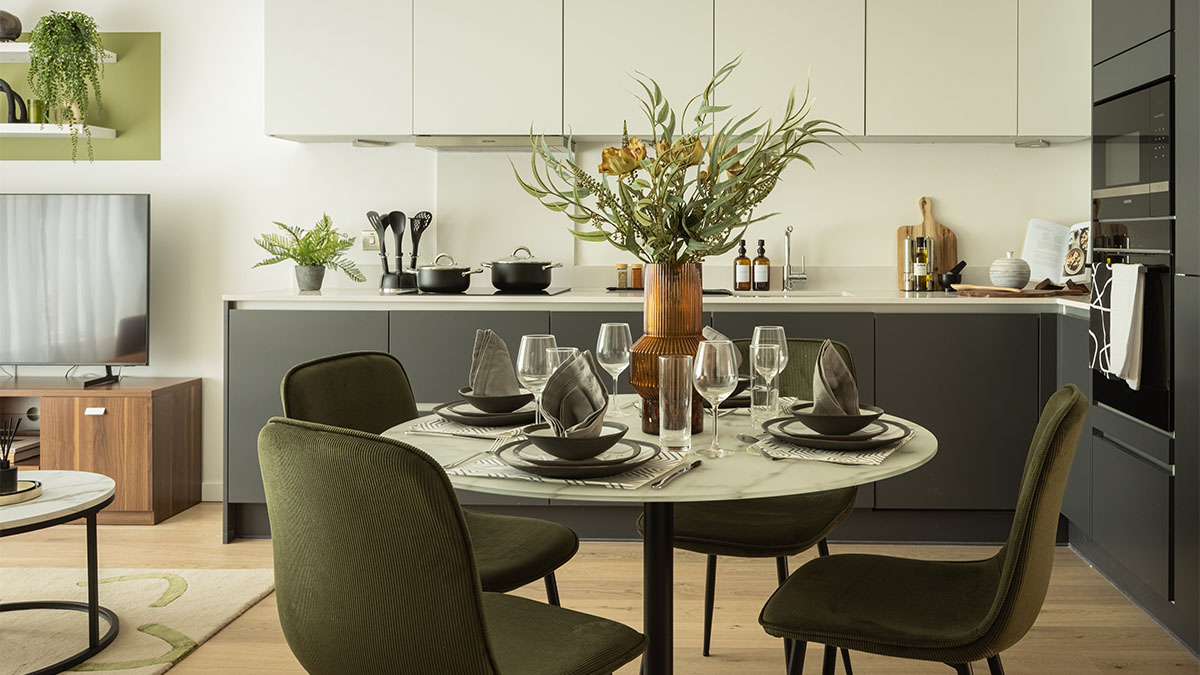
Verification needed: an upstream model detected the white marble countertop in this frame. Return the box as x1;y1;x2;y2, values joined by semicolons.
381;402;937;503
225;287;1090;317
0;470;115;531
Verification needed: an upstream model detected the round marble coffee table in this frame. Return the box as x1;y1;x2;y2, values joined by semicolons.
385;398;937;675
1;470;119;674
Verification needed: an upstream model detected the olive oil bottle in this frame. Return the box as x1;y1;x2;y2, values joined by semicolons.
734;240;751;291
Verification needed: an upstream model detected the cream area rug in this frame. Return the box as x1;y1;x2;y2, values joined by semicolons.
0;568;275;675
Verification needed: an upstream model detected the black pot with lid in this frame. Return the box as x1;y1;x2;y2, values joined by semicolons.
482;246;563;292
407;253;483;294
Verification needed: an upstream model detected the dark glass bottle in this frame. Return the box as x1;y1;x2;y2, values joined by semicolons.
734;240;751;291
752;239;770;291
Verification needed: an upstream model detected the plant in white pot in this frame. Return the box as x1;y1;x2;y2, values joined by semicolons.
253;214;365;293
26;10;106;162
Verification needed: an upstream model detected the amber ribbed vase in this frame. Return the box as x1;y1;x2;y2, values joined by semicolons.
630;263;705;434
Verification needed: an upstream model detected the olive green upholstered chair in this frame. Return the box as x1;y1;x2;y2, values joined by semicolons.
281;351;579;605
760;384;1090;675
259;418;646;675
637;338;858;671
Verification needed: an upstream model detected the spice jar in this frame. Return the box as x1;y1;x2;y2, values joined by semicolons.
631;263;643;289
616;263;629;289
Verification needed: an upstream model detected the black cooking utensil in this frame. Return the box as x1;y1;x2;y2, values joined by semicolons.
409;211;432;269
367;211;390;275
387;211;407;268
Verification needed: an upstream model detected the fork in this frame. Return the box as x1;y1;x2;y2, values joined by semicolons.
443;429;522;470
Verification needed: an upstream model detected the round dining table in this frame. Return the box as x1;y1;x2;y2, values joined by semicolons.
384;396;937;675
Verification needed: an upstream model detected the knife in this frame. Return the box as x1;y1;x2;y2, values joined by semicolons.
651;459;702;489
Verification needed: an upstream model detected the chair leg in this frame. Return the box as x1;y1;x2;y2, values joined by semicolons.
544;573;560;606
814;539;854;675
703;554;716;656
949;664;975;675
986;655;1005;675
821;644;837;675
787;640;807;675
841;646;854;674
817;537;831;557
776;556;793;663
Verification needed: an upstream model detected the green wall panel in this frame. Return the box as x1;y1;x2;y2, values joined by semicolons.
0;32;161;161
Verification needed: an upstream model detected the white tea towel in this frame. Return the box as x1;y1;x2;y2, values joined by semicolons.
1104;263;1146;390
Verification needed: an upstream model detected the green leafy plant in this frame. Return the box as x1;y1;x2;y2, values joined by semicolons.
26;11;107;162
514;56;851;264
253;214;366;282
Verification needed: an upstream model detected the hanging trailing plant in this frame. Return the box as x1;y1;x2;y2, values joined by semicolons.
26;11;106;162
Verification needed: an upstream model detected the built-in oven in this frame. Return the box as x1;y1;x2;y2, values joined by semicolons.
1090;218;1174;431
1092;81;1172;220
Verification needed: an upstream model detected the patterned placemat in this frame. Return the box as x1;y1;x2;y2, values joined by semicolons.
405;417;527;440
446;449;688;489
753;428;917;466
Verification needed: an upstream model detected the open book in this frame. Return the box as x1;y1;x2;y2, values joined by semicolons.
1021;218;1091;285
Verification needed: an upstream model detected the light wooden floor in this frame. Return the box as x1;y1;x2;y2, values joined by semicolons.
3;504;1196;674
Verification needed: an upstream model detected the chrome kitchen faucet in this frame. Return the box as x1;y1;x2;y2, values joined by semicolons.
783;225;807;290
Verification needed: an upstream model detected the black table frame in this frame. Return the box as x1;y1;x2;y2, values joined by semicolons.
1;494;119;675
642;502;675;675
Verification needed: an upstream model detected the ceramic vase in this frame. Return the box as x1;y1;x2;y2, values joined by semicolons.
989;251;1031;289
629;263;705;434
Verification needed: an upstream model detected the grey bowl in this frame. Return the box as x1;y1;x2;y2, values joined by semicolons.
523;422;629;461
458;387;534;414
785;402;885;436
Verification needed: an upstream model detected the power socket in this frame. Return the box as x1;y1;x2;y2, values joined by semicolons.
361;230;380;251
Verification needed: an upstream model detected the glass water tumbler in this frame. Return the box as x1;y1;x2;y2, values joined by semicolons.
658;355;693;452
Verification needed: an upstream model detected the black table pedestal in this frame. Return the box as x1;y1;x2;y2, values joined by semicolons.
642;501;675;675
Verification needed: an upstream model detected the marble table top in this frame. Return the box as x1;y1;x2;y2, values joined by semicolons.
0;470;116;532
383;397;937;503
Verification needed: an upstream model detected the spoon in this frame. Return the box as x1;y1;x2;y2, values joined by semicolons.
409;211;432;269
367;211;390;275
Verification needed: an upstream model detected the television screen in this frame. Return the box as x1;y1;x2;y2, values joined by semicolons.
0;194;150;366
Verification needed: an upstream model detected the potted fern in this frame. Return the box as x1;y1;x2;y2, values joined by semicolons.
254;214;366;292
26;10;106;162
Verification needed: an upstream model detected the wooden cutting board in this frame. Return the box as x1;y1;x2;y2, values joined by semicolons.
952;284;1089;298
896;197;959;291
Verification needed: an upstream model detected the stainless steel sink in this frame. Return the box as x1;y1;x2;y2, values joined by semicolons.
731;290;855;298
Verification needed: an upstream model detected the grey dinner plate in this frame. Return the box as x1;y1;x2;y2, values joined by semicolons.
514;439;642;467
774;419;887;442
498;439;660;478
763;418;913;451
433;400;536;427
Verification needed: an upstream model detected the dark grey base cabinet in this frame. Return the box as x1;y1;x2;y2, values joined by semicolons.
874;314;1041;510
549;311;645;397
1057;315;1094;533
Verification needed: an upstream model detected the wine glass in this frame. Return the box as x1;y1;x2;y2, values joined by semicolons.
517;335;558;424
596;323;633;417
752;325;788;415
749;343;783;428
693;340;739;458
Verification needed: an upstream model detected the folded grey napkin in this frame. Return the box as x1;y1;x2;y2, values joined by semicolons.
468;329;521;397
540;350;608;437
812;339;860;415
702;326;742;369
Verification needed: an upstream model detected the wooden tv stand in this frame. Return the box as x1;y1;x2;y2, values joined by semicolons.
0;377;202;524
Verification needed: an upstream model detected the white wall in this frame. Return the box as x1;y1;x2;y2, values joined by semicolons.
0;1;1091;500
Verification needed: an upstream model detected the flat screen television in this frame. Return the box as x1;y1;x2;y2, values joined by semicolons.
0;194;150;374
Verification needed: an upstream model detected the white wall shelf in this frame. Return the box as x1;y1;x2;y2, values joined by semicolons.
0;42;117;63
0;123;117;139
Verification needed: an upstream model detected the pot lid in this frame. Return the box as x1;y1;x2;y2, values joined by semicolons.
491;246;553;264
419;253;470;270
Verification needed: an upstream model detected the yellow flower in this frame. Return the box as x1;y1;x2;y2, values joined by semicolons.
598;146;639;177
656;139;670;156
670;138;705;166
628;136;647;161
698;168;710;182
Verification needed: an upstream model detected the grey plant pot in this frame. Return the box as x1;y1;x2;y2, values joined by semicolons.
295;265;326;293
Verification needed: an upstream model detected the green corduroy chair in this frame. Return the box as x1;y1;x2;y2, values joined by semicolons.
636;338;858;671
258;417;646;675
280;350;579;604
759;384;1090;675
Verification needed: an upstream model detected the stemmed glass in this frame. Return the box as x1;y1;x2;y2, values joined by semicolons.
693;340;739;458
596;323;633;417
516;335;558;424
752;325;788;415
749;343;783;428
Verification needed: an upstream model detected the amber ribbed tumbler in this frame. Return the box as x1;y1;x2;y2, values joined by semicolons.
629;263;705;434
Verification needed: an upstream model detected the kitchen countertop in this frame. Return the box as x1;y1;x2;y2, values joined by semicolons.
224;288;1091;317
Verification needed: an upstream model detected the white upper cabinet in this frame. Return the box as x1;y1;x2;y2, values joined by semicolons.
265;0;413;141
564;1;713;138
715;0;865;136
1017;0;1091;137
413;0;562;136
866;0;1017;136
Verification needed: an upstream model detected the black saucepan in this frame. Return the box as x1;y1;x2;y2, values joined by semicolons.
482;246;563;292
408;254;482;294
